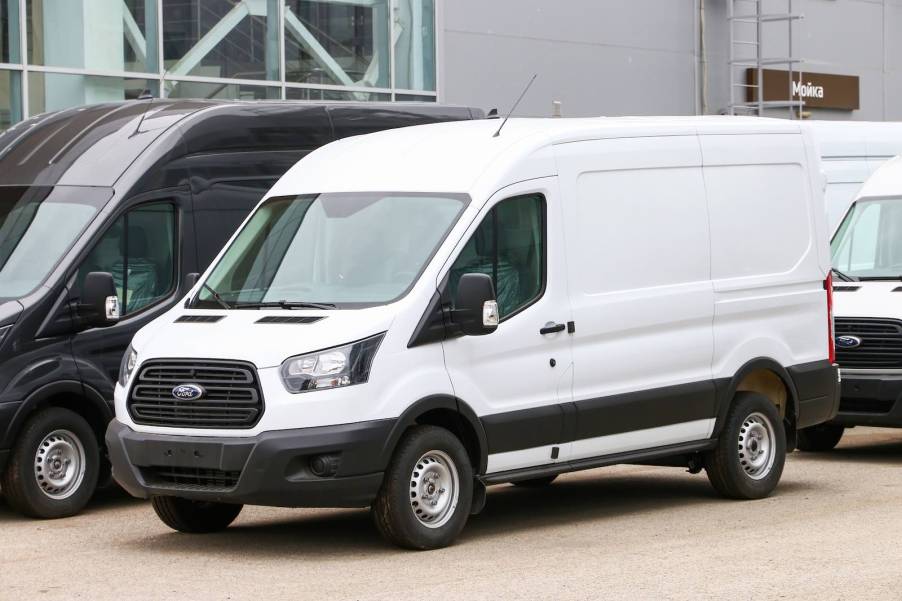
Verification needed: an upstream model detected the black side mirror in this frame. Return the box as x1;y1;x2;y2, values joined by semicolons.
454;273;499;336
78;272;120;328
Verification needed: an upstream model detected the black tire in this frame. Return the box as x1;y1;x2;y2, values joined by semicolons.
511;475;558;488
372;425;473;550
797;423;845;452
151;496;243;533
705;392;786;500
0;407;100;519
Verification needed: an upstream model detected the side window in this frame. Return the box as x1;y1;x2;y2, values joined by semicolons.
449;194;545;319
77;202;176;316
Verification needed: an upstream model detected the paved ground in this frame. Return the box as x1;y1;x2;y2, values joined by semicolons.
3;427;902;600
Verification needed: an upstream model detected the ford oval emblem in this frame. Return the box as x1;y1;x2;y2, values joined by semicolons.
172;384;205;400
835;335;862;349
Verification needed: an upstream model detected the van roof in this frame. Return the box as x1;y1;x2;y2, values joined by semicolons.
805;120;902;159
0;100;480;189
270;116;806;197
857;155;902;199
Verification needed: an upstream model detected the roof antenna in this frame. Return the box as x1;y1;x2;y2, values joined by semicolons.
493;73;537;138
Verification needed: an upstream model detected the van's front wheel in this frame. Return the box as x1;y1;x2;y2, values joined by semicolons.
372;426;473;550
151;496;243;533
705;392;786;500
797;423;844;452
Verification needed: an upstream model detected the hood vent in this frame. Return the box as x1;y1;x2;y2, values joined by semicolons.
175;315;225;323
256;315;325;324
833;286;861;292
893;287;902;292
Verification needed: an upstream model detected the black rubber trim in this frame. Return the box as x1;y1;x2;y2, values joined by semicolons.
483;403;565;454
482;440;716;485
790;360;839;428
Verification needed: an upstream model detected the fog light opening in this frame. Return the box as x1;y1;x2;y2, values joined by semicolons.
309;454;341;478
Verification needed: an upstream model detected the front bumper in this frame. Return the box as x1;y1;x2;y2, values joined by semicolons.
105;419;394;508
831;370;902;428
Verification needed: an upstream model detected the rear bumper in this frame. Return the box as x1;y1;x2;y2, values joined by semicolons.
830;370;902;428
792;361;841;429
105;419;394;508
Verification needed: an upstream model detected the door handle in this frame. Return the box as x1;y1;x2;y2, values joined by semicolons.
540;322;566;335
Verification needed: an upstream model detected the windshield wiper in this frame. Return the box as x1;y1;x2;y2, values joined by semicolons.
201;283;232;309
233;300;336;310
856;275;902;281
831;268;857;282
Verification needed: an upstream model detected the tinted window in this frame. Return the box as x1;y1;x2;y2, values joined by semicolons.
77;202;176;315
449;194;545;318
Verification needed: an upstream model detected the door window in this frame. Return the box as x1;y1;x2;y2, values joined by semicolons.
449;194;545;319
77;202;176;315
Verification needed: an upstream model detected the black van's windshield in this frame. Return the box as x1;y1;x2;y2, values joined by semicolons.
0;186;111;300
832;197;902;280
194;192;469;309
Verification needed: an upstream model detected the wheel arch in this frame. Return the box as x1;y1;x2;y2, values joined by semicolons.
714;357;800;440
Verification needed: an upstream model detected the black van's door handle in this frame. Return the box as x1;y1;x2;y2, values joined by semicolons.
540;322;566;335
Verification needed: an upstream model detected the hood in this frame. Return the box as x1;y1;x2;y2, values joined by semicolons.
133;306;396;369
833;280;902;320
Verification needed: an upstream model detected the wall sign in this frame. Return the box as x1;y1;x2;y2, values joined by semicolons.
746;69;860;111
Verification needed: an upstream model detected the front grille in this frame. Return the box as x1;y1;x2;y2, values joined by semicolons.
128;359;263;428
835;318;902;369
142;466;241;492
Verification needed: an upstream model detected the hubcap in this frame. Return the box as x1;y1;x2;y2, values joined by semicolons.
409;450;460;529
738;412;776;480
34;429;86;500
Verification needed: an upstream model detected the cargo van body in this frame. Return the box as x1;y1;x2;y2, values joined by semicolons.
107;117;839;549
0;100;481;519
807;121;902;231
805;157;902;450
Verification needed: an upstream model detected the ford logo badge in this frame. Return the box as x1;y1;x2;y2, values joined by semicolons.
835;335;862;349
172;384;205;400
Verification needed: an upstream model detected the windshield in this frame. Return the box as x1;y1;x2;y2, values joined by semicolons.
832;197;902;280
194;192;469;309
0;186;111;300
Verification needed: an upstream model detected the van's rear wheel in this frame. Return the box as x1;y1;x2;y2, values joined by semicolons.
372;426;473;550
797;424;844;452
151;496;243;533
0;407;99;519
705;392;786;500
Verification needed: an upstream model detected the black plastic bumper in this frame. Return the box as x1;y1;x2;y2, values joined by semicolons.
105;419;395;508
831;371;902;428
791;361;841;429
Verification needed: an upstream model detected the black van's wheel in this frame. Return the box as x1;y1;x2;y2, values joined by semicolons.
512;475;558;487
151;496;243;533
372;426;473;550
0;407;100;519
705;392;786;500
797;424;845;452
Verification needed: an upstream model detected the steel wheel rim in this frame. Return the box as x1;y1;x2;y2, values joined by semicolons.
409;449;460;529
34;429;86;500
738;412;776;480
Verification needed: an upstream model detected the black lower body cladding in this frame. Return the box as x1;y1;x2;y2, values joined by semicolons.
831;371;902;427
790;360;841;429
105;419;394;508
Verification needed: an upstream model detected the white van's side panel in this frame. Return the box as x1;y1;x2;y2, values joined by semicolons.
702;133;827;381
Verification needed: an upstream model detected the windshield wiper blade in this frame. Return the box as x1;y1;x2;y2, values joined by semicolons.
202;283;232;309
831;268;857;282
234;300;336;310
856;275;902;281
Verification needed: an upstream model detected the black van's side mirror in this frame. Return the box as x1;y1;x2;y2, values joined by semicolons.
78;272;120;328
454;273;500;336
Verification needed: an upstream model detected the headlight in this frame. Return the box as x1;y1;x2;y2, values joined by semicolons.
280;333;384;393
0;325;11;348
119;344;138;387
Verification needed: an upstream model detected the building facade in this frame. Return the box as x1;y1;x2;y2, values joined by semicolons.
0;0;898;130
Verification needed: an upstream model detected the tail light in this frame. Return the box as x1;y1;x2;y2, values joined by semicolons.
825;272;836;364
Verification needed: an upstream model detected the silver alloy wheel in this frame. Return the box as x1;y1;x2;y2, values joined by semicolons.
33;429;87;500
738;412;776;480
409;449;460;529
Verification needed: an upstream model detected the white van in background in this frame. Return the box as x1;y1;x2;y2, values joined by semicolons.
106;117;839;550
807;121;902;230
802;157;902;451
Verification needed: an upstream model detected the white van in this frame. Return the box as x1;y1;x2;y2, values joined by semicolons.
107;116;839;549
807;121;902;231
803;156;902;450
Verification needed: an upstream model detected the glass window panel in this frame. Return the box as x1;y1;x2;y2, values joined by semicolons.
394;94;435;102
285;87;389;102
1;0;21;64
28;73;158;116
165;79;280;100
26;0;158;73
284;0;389;89
393;0;435;91
0;70;22;130
163;0;278;81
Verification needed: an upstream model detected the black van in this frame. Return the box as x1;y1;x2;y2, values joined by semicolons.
0;100;482;518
